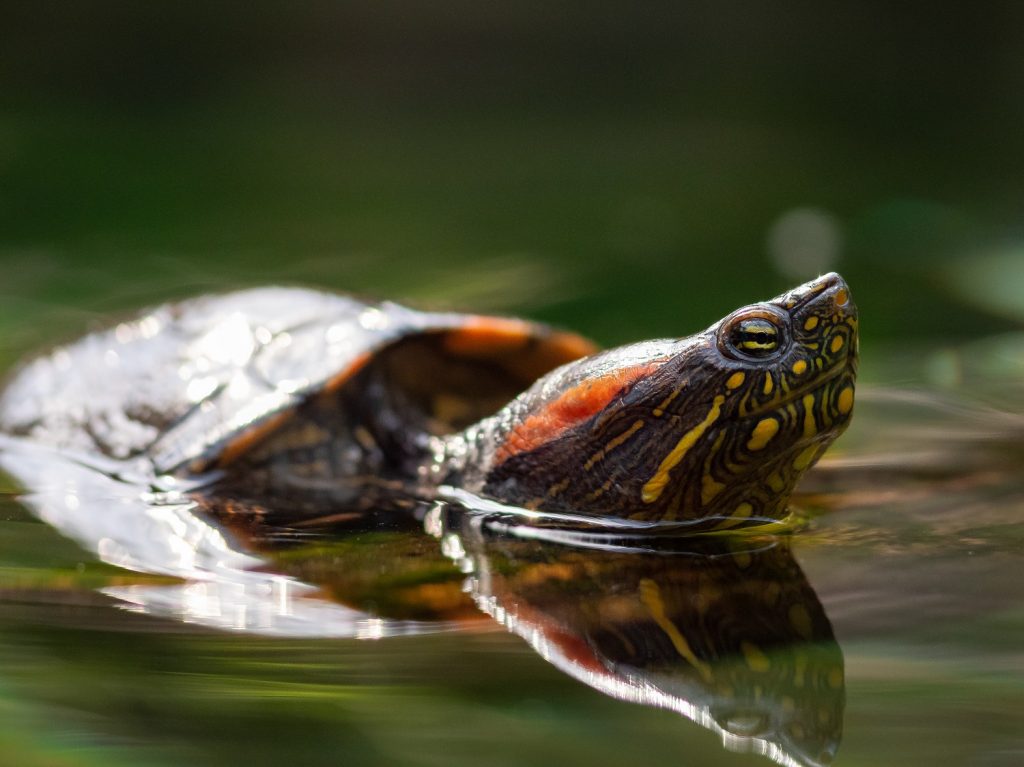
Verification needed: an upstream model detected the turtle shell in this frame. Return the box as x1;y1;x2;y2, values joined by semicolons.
0;288;597;478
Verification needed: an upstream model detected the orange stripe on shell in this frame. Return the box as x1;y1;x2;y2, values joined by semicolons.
494;362;660;464
442;317;537;357
444;316;598;363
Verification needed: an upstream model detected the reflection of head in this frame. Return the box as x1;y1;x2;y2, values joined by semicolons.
459;524;844;767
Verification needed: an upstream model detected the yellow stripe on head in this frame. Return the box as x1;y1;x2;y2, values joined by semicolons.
642;395;724;503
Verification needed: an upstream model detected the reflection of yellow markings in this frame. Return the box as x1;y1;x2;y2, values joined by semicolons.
642;395;724;503
747;417;779;451
830;335;844;353
726;371;745;389
794;444;819;471
741;641;771;672
792;359;808;375
803;315;819;331
837;386;854;415
763;373;774;395
789;604;813;639
802;394;817;437
794;654;807;687
828;667;844;689
767;472;786;492
639;579;713;682
584;419;644;470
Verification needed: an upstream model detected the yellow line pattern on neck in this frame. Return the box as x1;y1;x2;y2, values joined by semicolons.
584;419;644;470
641;395;724;503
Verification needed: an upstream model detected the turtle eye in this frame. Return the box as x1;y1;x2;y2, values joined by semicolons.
727;318;780;357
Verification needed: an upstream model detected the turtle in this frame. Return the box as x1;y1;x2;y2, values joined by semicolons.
0;272;857;532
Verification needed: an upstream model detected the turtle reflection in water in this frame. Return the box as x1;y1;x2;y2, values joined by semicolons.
0;274;856;767
242;509;846;767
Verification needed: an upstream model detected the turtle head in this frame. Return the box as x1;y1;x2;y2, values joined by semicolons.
471;273;858;528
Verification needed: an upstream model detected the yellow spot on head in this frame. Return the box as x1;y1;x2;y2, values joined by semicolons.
726;371;745;390
834;287;849;306
767;472;786;492
747;418;779;451
830;335;845;353
763;373;773;395
828;667;844;689
788;604;813;640
837;386;855;415
642;395;724;503
803;315;819;331
792;359;808;375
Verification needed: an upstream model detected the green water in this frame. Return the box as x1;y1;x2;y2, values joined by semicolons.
3;5;1024;765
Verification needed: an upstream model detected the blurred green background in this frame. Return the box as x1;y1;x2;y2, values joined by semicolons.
3;2;1024;381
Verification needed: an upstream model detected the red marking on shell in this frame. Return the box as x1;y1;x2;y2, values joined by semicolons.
494;363;659;463
511;602;608;675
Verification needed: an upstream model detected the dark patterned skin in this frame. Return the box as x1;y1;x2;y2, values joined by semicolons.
442;273;858;528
